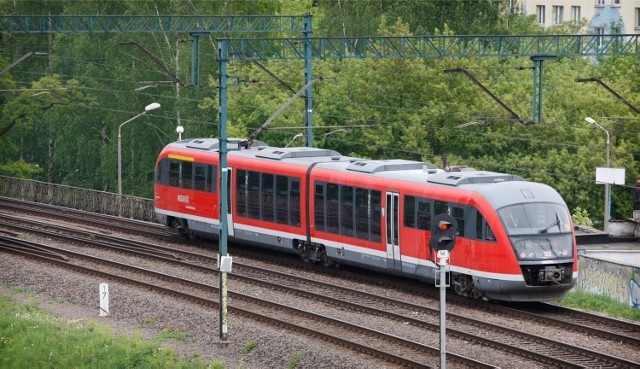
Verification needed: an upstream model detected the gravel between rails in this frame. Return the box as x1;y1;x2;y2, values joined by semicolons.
2;220;639;368
0;253;389;369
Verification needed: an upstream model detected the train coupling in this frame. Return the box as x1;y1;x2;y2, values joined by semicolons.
538;266;564;282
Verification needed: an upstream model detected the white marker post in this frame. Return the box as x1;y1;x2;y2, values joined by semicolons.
437;250;450;369
99;283;109;317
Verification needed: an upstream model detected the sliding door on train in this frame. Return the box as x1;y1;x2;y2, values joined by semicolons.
386;192;402;270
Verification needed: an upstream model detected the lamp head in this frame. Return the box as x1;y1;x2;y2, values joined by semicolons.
145;102;161;112
584;117;596;124
176;125;184;134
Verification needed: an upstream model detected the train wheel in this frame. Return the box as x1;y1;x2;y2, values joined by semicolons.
320;249;333;267
172;218;189;238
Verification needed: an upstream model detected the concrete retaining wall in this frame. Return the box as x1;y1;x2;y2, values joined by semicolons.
577;253;640;308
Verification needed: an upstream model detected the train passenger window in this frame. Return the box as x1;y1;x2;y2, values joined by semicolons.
181;161;193;189
404;196;416;228
248;171;260;218
326;183;339;234
417;199;432;230
371;191;382;242
262;174;274;222
275;176;289;224
314;182;326;232
290;179;301;226
208;165;217;193
194;164;206;192
451;206;465;237
341;186;354;237
434;201;448;215
236;170;247;217
355;188;369;240
169;161;180;187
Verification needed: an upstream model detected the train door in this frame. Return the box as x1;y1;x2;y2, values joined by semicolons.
226;167;235;237
386;192;402;270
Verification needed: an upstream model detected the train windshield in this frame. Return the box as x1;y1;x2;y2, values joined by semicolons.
498;203;571;236
498;203;574;261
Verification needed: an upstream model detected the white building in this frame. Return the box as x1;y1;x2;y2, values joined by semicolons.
519;0;640;34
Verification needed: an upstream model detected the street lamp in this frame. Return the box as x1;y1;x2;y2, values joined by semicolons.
176;125;184;141
285;133;304;147
118;102;161;215
585;117;611;232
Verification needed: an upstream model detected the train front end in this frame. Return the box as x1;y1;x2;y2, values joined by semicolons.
480;183;578;301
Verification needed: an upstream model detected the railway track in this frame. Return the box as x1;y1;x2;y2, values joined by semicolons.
2;200;640;368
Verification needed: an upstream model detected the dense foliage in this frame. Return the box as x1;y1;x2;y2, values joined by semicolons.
0;0;638;228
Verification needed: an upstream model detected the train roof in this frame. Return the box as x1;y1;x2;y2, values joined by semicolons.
165;138;567;208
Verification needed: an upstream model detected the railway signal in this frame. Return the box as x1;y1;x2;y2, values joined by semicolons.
429;214;457;252
429;213;457;369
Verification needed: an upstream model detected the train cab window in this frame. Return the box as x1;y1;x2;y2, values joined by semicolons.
476;212;496;242
314;183;326;231
155;158;169;185
181;161;193;189
169;161;180;187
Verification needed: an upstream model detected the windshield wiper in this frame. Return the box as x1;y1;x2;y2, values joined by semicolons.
539;213;561;234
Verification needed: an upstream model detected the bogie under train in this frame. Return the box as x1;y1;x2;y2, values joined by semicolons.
154;138;577;302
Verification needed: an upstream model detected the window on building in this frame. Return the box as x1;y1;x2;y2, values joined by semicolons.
552;6;564;25
536;5;545;24
595;26;605;48
571;6;581;22
636;8;640;28
612;0;620;7
596;0;605;6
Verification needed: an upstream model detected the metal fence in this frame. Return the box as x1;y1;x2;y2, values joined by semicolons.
0;175;155;222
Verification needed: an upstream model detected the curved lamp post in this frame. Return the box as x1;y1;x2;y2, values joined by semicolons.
585;116;610;231
118;102;161;215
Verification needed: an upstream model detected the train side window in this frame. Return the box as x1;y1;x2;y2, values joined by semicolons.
326;183;339;234
371;190;382;242
275;175;289;225
261;173;274;222
208;165;217;193
248;171;260;218
194;164;206;192
404;196;416;228
314;182;326;232
355;188;369;240
290;179;301;226
168;160;180;187
181;161;193;189
236;170;247;217
451;206;465;237
434;201;448;215
341;185;354;237
417;199;432;230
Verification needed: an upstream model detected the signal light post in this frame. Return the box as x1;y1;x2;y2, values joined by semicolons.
429;214;457;369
